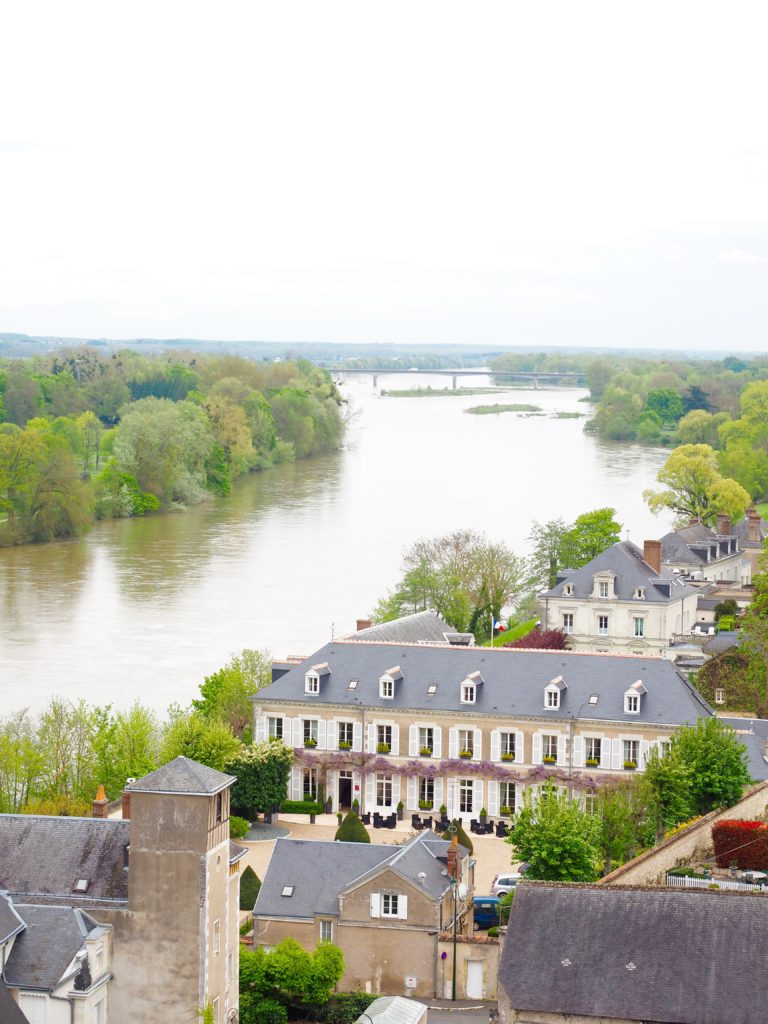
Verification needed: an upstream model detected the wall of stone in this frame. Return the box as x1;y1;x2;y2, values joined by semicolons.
437;935;499;1000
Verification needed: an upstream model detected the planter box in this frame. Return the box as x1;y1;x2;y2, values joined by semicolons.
459;752;473;759
543;757;557;764
420;749;433;757
623;761;637;771
585;759;599;768
338;742;351;750
376;744;390;754
501;754;515;762
304;740;317;748
419;803;433;811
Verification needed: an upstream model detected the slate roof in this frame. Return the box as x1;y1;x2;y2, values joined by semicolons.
542;541;699;603
0;816;129;903
4;904;100;991
255;640;712;728
733;515;767;548
0;893;25;944
254;832;466;919
500;883;768;1024
661;524;742;568
343;611;456;644
128;755;234;795
720;717;768;781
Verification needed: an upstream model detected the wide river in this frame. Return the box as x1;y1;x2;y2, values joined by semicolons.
0;375;673;713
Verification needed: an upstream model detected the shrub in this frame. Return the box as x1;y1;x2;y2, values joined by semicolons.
230;815;250;839
487;926;500;937
441;818;473;855
335;810;371;843
316;992;377;1024
240;866;262;910
713;820;768;870
240;998;288;1024
280;800;323;815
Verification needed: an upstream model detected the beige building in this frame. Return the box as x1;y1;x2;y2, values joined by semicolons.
253;641;712;820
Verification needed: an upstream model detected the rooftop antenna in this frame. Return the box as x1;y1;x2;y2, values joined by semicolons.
330;621;335;641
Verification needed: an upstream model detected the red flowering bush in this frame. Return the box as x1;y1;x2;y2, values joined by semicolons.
712;820;768;870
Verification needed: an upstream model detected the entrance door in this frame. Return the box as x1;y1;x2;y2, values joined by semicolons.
466;960;483;999
339;772;352;810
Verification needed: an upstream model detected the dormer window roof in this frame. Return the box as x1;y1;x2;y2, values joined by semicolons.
305;663;331;692
624;679;646;714
544;675;567;709
379;667;402;699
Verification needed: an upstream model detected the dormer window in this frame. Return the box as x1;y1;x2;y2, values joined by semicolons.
634;587;645;600
461;683;476;704
380;678;394;699
598;581;609;598
545;690;559;709
544;675;567;710
564;583;574;596
305;673;320;694
624;679;647;714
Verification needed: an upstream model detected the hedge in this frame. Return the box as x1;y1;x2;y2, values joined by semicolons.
281;800;324;815
712;819;768;870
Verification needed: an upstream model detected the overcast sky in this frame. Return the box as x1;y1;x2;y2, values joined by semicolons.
1;2;767;349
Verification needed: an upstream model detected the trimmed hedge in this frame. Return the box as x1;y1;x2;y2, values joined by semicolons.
712;819;768;870
280;800;324;815
240;866;262;910
335;810;371;843
315;992;376;1024
441;818;473;855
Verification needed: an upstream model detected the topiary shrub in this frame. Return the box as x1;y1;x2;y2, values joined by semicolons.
334;810;371;843
240;865;262;910
230;815;250;839
441;818;473;855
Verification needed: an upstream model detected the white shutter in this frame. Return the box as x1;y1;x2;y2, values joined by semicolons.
600;737;611;769
409;725;418;757
557;735;566;766
392;775;401;808
488;780;499;816
433;727;442;758
407;776;417;809
327;720;338;750
365;773;375;811
573;735;584;768
370;893;381;918
473;780;483;815
532;733;542;764
391;725;400;756
473;728;482;761
20;995;47;1024
398;894;408;920
490;730;500;762
367;724;376;753
449;728;458;759
516;730;525;764
434;778;444;810
639;740;650;770
353;722;363;752
291;767;302;800
611;738;622;770
317;719;327;750
291;717;301;747
255;715;266;743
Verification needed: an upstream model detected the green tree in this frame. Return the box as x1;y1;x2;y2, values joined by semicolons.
527;518;568;589
240;938;344;1016
560;508;622;568
226;741;293;816
507;783;601;881
0;710;41;812
644;444;751;524
595;779;651;872
670;718;750;813
641;749;695;842
240;865;262;910
335;810;371;843
160;712;241;771
192;648;272;739
644;387;684;424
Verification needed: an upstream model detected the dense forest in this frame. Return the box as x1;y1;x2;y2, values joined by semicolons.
0;348;344;546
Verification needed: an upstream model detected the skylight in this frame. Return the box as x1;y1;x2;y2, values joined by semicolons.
348;679;358;690
281;885;295;897
73;878;90;893
588;694;599;705
427;684;437;695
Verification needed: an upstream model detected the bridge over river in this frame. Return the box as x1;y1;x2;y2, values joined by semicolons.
330;367;586;389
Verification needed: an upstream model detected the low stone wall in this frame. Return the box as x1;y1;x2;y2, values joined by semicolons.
437;934;500;1000
600;781;768;887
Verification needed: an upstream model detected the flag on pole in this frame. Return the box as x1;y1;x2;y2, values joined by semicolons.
493;619;506;632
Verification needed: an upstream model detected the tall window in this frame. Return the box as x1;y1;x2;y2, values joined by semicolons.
500;732;516;759
303;768;318;798
459;778;474;813
633;617;645;637
303;719;318;744
458;728;474;755
376;773;392;806
625;693;639;713
419;777;434;806
382;894;400;917
419;726;434;752
305;673;319;694
598;615;609;635
268;716;283;740
545;689;560;709
499;782;516;813
338;721;353;747
564;583;574;596
598;581;609;598
461;684;476;704
623;739;639;765
585;737;602;764
320;920;333;941
563;613;574;633
542;734;558;761
377;724;392;751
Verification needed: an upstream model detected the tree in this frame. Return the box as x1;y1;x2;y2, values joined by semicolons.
560;508;622;568
644;387;684;425
335;809;371;843
0;710;41;813
641;749;695;842
240;938;344;1020
595;779;651;872
643;444;751;524
527;518;568;589
240;865;262;910
507;783;601;881
160;712;241;771
671;718;750;813
226;741;293;816
192;648;272;739
739;547;768;714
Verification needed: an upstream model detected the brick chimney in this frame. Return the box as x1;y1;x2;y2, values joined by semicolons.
92;784;109;819
643;539;662;574
446;831;460;880
716;513;732;536
356;618;372;632
747;506;762;544
121;790;131;819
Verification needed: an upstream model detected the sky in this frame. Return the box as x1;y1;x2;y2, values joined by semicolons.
1;1;767;349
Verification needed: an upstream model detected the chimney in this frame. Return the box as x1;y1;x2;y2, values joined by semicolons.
356;618;372;632
446;831;460;880
747;506;762;544
121;791;131;819
92;784;109;819
716;513;731;536
643;539;662;574
689;515;701;526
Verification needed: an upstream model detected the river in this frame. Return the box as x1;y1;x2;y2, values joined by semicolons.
0;375;673;713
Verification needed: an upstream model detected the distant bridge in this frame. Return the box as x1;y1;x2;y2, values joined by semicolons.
330;368;587;390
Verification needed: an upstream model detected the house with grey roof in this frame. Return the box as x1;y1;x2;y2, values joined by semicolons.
252;639;712;820
660;516;752;584
341;610;466;646
0;756;246;1024
253;831;472;998
498;882;768;1024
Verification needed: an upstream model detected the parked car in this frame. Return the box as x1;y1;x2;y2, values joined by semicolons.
472;895;501;930
491;872;523;896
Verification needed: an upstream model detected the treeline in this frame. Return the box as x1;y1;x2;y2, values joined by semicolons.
0;349;344;546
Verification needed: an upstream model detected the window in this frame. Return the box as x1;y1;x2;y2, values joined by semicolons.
545;688;560;709
458;728;474;756
320;919;333;941
633;617;645;638
419;776;434;806
562;613;574;633
715;688;725;705
305;673;320;694
584;790;597;815
542;734;558;762
564;583;574;596
213;918;221;955
625;694;639;714
419;726;434;752
377;724;392;752
380;678;394;699
427;684;438;695
382;894;400;917
459;778;474;813
93;943;104;975
598;615;609;635
303;768;317;799
348;679;358;690
634;587;645;599
268;716;283;740
376;773;392;806
585;737;602;765
598;581;609;598
500;732;516;759
303;719;318;745
461;683;476;704
338;721;353;747
499;781;516;814
623;739;639;765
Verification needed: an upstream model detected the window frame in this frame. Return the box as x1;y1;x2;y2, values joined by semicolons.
382;893;400;917
623;739;639;764
562;612;574;633
305;673;320;694
597;614;609;635
499;781;516;813
459;778;474;813
542;734;558;761
460;683;476;704
338;720;354;747
303;767;318;799
319;919;333;942
545;688;560;709
624;693;640;714
419;776;434;805
267;716;283;740
376;772;393;806
633;616;645;638
585;736;602;764
380;677;394;699
303;718;318;743
500;731;516;758
458;728;474;756
598;580;610;598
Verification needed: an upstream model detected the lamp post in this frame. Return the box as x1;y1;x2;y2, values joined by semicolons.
449;876;457;1002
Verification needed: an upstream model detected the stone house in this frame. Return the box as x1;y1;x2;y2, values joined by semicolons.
0;757;244;1024
252;641;711;819
660;516;752;584
498;882;767;1024
253;831;473;999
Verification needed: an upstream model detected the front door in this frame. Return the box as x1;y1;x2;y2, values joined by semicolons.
338;772;352;810
466;960;483;999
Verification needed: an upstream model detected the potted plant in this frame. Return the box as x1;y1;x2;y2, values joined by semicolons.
325;797;333;814
585;758;599;767
543;754;557;764
420;746;433;757
352;798;360;814
479;807;487;825
309;810;316;824
337;811;343;825
397;800;404;821
338;740;352;750
439;804;448;819
623;760;637;770
419;800;433;811
304;737;317;748
459;749;473;759
376;742;390;754
501;752;515;762
499;805;511;817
